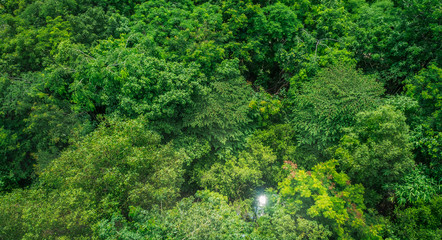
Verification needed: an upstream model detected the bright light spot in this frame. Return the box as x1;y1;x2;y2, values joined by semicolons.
258;195;267;206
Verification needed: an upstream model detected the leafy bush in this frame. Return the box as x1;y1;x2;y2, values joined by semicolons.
389;165;440;205
288;63;384;167
0;117;187;239
334;105;415;205
97;190;254;239
278;160;380;239
392;196;442;240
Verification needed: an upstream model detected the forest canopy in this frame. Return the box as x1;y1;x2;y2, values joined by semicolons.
0;0;441;239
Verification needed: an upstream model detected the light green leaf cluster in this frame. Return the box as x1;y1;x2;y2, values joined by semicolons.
201;139;277;200
279;160;370;239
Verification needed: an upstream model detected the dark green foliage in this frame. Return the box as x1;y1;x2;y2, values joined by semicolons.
0;118;187;239
334;105;415;205
405;64;442;175
348;0;401;92
70;39;206;126
392;196;442;240
70;37;254;145
0;72;88;191
183;59;254;146
289;63;384;167
0;0;135;75
0;74;40;190
131;0;226;73
0;126;24;191
393;0;441;80
97;190;254;239
67;7;108;45
0;14;71;74
390;165;440;206
350;0;441;92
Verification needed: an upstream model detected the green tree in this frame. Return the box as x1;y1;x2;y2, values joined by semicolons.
392;196;442;240
255;189;333;240
183;59;254;147
0;187;97;239
0;0;135;75
0;14;71;74
0;117;187;239
97;190;254;239
349;0;441;92
390;165;440;206
288;63;384;167
0;72;88;192
41;117;187;212
70;36;254;146
200;140;277;200
278;160;381;239
0;74;38;191
405;64;441;175
334;105;415;205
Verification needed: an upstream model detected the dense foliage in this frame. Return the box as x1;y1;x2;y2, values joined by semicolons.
0;0;440;239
